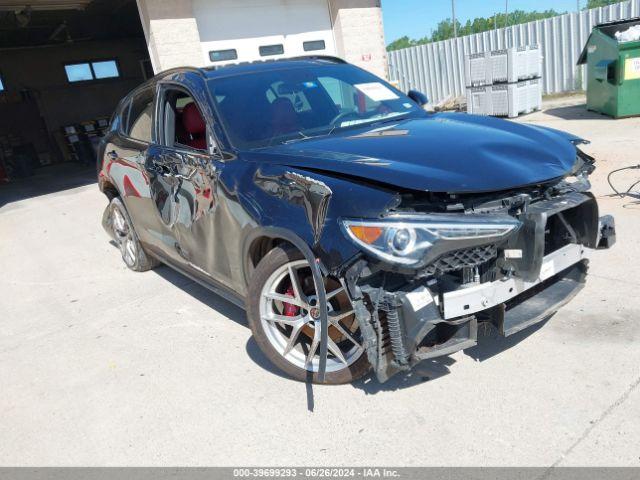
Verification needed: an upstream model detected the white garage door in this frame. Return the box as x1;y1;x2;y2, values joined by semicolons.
193;0;336;66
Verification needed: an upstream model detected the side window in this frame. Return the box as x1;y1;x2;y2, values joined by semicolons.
125;87;155;142
318;76;391;116
318;76;356;111
159;87;208;152
266;81;312;113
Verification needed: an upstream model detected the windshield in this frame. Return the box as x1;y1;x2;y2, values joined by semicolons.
207;63;426;149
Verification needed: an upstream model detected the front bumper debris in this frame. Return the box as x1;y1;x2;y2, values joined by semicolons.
363;245;589;382
440;243;587;320
597;214;616;249
346;200;614;383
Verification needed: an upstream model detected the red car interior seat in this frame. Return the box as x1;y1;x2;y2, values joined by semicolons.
181;102;207;150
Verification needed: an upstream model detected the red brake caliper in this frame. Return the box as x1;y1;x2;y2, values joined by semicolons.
283;285;300;317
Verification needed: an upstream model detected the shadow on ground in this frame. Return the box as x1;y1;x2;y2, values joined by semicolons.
152;266;304;398
543;103;614;121
149;253;549;409
352;320;547;395
0;163;96;208
152;265;248;328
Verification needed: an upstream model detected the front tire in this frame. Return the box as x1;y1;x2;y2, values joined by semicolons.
105;197;159;272
247;246;371;384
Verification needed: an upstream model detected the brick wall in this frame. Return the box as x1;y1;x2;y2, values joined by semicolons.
328;0;388;79
136;0;204;71
137;0;388;79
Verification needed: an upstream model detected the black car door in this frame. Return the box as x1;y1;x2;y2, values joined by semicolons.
142;142;201;268
151;82;227;283
103;85;180;262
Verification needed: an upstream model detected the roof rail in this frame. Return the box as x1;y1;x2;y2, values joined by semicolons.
202;55;348;72
152;66;204;79
288;55;347;64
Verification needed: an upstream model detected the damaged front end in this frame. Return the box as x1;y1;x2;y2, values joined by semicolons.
339;166;615;383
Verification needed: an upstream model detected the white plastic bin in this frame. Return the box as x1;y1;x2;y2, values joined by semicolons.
464;46;542;86
466;78;541;118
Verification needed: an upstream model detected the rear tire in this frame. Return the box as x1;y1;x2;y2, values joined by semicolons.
247;246;371;384
106;197;159;272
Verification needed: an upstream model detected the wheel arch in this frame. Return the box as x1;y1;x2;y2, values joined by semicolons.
99;177;120;200
242;227;324;289
241;226;332;380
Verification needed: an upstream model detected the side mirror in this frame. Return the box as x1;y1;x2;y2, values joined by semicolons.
408;90;429;106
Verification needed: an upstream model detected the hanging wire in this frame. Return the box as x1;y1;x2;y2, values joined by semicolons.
607;165;640;198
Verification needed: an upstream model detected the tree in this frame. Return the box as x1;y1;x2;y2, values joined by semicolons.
386;36;415;51
586;0;624;8
387;9;565;51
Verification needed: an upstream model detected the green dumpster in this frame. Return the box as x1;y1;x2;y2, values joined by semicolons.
578;17;640;118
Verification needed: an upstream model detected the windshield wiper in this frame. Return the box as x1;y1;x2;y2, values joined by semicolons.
283;125;337;145
367;113;412;127
279;114;412;146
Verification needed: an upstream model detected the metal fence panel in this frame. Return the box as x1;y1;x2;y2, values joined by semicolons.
388;0;640;102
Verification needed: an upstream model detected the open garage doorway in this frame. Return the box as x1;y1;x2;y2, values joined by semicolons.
0;0;151;203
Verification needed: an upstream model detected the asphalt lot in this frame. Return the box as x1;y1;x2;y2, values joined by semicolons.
1;96;639;466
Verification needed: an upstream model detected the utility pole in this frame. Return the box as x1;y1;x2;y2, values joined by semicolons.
452;0;457;38
505;0;509;47
505;0;509;29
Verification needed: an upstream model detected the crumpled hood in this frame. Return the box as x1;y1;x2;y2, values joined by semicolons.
243;112;582;193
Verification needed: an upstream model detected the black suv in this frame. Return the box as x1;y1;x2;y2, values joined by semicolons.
99;57;615;384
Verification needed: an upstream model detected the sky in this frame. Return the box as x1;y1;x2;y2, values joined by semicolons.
381;0;585;43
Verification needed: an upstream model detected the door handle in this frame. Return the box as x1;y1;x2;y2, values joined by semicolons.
107;150;118;159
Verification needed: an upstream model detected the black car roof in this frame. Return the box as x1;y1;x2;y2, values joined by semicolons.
152;56;347;83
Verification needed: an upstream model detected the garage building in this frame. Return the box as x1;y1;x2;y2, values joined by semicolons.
0;0;386;183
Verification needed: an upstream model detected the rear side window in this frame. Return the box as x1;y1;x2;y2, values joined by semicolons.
125;87;155;142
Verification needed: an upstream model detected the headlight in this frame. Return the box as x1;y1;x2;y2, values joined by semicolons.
340;214;520;268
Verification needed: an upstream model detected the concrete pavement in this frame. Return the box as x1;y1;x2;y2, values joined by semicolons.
0;96;638;466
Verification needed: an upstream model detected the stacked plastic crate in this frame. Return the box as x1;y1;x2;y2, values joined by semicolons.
465;46;542;118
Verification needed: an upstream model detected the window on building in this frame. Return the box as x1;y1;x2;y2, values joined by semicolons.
303;40;326;52
125;87;155;143
91;60;119;79
259;44;284;57
210;49;238;62
65;63;93;82
65;60;120;82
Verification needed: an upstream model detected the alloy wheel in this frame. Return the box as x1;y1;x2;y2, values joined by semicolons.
259;259;365;373
111;205;138;268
